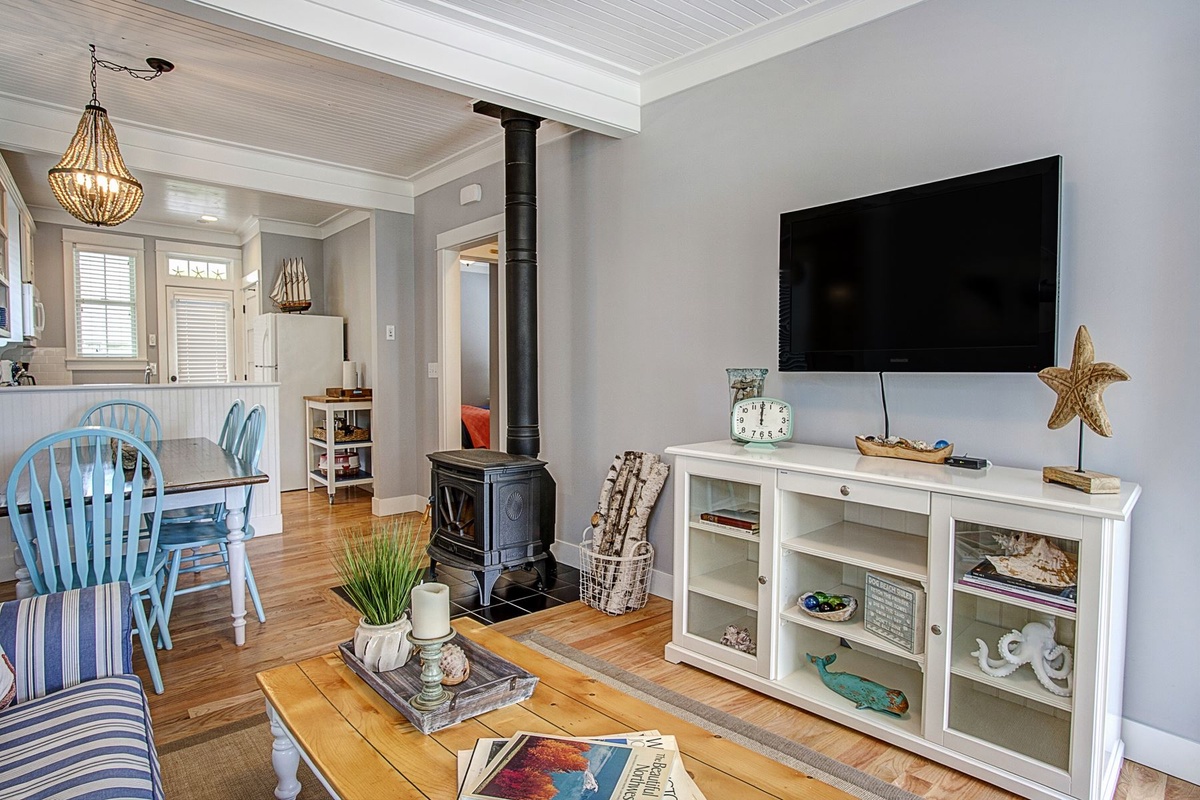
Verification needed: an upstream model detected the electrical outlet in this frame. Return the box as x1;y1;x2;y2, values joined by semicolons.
148;333;157;347
385;325;396;341
427;362;439;379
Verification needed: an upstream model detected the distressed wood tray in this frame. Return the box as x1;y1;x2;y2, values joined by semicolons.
337;634;539;734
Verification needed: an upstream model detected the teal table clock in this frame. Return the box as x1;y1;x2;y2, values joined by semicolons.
731;397;793;450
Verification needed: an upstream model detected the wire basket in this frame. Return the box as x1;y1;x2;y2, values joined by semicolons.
579;528;654;616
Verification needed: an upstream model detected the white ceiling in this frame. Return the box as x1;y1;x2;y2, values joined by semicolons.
0;0;925;231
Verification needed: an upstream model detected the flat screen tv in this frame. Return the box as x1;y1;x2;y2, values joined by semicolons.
779;156;1061;372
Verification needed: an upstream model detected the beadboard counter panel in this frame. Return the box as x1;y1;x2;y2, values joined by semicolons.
0;383;281;583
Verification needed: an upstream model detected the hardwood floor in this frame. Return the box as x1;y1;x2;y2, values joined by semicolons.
1;489;1193;800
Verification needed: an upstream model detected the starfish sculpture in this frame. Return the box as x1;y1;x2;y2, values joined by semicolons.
1038;326;1130;437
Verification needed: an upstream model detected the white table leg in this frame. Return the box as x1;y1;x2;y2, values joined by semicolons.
267;701;302;800
224;486;248;646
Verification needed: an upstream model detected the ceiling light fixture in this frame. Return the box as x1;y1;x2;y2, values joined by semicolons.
198;215;219;223
48;44;174;227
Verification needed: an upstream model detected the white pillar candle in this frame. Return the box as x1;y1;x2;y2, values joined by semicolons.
411;583;451;639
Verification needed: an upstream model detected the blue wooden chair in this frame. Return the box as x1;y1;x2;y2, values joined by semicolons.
158;404;268;629
160;399;245;527
79;399;162;444
5;427;171;694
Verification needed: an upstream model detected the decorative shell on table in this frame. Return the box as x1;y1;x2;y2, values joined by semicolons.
987;532;1077;588
440;643;470;686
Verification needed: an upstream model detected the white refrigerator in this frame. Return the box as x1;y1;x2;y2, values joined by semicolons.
252;313;344;491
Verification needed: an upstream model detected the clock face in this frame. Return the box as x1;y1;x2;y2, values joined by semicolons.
731;397;793;444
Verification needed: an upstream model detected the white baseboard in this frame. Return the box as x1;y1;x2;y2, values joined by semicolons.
372;494;427;517
251;513;283;537
1123;719;1200;785
550;540;673;600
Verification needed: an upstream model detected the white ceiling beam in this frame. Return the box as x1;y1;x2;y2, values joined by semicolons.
142;0;641;138
0;94;413;214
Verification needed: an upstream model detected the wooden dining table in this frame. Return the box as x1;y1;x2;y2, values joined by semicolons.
1;436;269;646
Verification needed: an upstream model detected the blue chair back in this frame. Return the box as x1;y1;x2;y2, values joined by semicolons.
218;399;245;453
6;427;164;595
79;400;162;444
231;404;266;518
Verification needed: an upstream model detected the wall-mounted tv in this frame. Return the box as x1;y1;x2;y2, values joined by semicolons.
779;156;1061;373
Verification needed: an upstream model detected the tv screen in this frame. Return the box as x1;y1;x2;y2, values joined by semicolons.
779;156;1061;372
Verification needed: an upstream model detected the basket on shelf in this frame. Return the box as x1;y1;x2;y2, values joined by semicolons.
312;424;370;443
798;592;858;622
579;527;654;616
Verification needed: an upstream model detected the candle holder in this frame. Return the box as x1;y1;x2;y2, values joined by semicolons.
407;629;457;710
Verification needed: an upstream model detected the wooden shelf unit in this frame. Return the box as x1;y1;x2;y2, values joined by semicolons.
304;395;373;503
664;439;1139;800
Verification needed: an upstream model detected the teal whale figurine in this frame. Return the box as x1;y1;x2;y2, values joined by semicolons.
806;653;909;717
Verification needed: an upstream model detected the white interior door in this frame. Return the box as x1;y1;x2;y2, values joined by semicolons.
166;286;235;384
242;282;260;381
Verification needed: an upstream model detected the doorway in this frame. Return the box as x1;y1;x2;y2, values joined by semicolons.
436;214;506;452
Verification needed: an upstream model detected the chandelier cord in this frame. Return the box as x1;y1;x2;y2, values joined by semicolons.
88;43;170;104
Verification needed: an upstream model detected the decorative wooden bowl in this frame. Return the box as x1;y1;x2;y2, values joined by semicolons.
799;593;858;622
855;436;953;464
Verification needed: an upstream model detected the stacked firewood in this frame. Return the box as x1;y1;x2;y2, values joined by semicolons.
587;451;669;614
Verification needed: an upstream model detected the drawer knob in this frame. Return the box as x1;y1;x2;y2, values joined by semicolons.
840;485;850;496
930;624;943;636
758;576;767;585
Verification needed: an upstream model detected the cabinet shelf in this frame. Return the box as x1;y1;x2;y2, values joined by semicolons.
780;588;925;668
308;470;375;488
688;561;759;609
781;520;928;583
689;518;760;542
953;583;1076;621
949;620;1073;712
307;438;374;449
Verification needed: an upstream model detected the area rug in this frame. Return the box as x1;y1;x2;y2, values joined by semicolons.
159;633;919;800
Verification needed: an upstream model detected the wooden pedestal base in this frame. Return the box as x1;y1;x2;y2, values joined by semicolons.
1043;466;1121;494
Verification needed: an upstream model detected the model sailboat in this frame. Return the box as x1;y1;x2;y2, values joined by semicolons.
269;258;312;313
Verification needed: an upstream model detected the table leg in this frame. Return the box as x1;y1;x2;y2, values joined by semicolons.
225;488;248;646
267;702;302;800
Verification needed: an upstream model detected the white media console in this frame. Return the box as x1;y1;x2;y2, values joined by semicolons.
664;440;1139;800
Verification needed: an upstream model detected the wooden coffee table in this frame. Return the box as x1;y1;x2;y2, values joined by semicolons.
257;619;856;800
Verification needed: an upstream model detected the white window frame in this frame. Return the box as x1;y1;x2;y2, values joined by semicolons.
62;229;147;371
155;241;242;383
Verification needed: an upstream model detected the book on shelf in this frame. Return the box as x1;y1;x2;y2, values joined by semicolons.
458;730;696;800
961;560;1077;609
698;507;760;532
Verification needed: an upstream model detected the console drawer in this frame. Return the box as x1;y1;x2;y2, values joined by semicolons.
778;471;930;514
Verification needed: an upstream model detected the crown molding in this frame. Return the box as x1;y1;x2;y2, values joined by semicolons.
30;205;243;247
319;209;373;239
0;93;415;214
143;0;641;138
641;0;931;104
412;121;578;197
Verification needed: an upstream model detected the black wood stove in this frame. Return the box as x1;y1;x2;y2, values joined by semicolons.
427;449;556;605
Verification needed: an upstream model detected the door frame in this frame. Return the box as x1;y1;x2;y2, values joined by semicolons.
435;214;507;452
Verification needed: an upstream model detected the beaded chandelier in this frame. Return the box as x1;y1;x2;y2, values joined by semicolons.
48;45;172;227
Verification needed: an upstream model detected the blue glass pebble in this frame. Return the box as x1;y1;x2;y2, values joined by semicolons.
934;440;949;449
803;594;820;610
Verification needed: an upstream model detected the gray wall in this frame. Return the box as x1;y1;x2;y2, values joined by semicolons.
413;0;1200;747
323;220;373;383
261;232;324;316
460;269;490;407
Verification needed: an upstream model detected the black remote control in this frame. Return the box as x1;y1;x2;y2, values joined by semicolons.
945;455;989;469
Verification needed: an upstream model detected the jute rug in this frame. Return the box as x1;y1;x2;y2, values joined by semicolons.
159;632;919;800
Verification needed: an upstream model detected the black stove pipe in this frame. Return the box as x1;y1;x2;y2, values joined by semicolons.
476;103;543;458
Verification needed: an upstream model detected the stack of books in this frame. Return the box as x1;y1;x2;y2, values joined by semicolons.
698;507;760;533
959;559;1077;612
456;730;704;800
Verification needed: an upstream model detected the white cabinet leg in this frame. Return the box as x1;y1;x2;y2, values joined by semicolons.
267;702;302;800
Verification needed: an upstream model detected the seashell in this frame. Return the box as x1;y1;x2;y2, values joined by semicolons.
440;643;471;685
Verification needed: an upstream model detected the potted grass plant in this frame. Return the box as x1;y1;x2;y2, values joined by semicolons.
333;517;427;672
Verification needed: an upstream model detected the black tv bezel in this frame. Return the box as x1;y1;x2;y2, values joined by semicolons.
778;156;1062;373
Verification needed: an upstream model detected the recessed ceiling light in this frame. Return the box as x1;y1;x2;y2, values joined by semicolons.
198;214;219;223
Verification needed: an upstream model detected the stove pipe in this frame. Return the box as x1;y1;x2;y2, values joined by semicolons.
476;102;543;458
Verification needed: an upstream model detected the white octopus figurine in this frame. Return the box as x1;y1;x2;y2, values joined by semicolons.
970;616;1073;697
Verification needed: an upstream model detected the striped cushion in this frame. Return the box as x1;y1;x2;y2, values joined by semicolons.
0;674;163;800
0;584;133;704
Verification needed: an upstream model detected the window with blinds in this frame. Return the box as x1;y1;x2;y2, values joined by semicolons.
74;246;139;358
170;291;233;383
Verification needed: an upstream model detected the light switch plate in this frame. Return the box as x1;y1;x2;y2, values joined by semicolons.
427;362;439;378
385;325;395;341
148;334;157;347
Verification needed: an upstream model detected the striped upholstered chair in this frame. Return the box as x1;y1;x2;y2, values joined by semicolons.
0;583;163;800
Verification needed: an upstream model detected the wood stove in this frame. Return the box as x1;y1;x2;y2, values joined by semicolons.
426;449;556;605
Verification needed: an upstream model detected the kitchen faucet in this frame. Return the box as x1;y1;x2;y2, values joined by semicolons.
144;364;154;384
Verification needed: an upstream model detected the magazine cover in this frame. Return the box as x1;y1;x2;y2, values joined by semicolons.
462;732;676;800
964;560;1077;603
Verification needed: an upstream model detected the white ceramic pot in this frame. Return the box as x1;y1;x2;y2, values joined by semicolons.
353;614;413;672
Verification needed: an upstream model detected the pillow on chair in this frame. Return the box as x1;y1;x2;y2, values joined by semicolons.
0;643;13;710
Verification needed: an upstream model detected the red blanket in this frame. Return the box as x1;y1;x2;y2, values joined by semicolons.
461;405;490;448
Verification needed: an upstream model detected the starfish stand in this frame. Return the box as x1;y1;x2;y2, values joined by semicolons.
1043;419;1121;494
